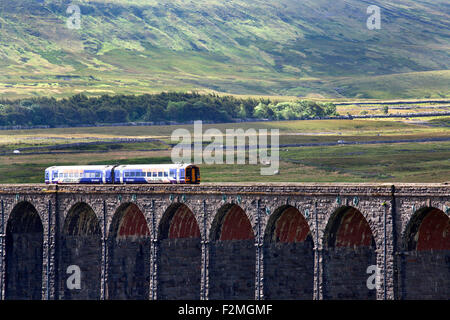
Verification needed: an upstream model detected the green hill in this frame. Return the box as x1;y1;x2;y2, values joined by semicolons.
0;0;449;99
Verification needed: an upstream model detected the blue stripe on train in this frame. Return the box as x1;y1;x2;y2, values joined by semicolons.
123;178;148;183
79;178;103;184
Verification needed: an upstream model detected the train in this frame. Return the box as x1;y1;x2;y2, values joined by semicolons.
45;163;200;184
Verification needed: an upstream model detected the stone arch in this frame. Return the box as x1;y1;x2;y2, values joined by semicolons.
158;203;201;300
322;206;377;300
209;203;255;300
5;201;43;300
263;205;314;299
107;202;150;300
158;203;201;240
400;207;450;299
210;203;254;241
61;202;101;300
403;207;450;251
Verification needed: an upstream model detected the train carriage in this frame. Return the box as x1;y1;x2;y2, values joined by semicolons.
45;163;200;184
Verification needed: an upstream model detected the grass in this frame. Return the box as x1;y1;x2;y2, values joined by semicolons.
428;117;450;127
0;118;448;183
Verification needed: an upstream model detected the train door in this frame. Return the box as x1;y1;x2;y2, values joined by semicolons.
186;167;192;184
193;166;200;184
179;169;185;183
185;166;200;184
52;170;58;183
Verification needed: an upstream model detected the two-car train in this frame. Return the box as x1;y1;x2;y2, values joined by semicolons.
45;163;200;184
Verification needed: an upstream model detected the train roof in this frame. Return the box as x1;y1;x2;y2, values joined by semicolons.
115;163;195;169
45;165;115;171
46;164;197;171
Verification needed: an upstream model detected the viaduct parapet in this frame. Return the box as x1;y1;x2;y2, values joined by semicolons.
0;183;448;300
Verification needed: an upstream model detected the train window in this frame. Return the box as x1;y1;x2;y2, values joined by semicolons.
153;172;157;177
125;172;129;177
139;172;145;177
95;172;100;178
146;172;151;177
158;172;162;177
170;169;176;177
64;173;68;178
180;169;185;178
164;172;168;177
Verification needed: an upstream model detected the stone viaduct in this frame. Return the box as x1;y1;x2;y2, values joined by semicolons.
0;183;448;300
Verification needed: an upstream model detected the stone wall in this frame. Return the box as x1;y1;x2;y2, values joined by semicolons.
322;247;377;300
158;238;201;299
209;240;256;300
263;241;314;299
107;239;150;300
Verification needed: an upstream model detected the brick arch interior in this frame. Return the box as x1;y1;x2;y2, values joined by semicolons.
263;205;314;299
322;206;377;300
158;203;200;240
158;203;201;300
5;201;43;300
107;203;150;300
61;202;101;300
401;207;450;299
210;203;254;241
209;203;255;300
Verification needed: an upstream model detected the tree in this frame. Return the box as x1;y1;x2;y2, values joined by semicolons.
253;102;270;119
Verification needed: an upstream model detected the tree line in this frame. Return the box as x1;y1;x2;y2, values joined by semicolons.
0;92;338;127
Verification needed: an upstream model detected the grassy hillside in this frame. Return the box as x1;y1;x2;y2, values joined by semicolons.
0;0;449;99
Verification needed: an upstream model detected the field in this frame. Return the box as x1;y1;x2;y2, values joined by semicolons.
2;116;449;183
